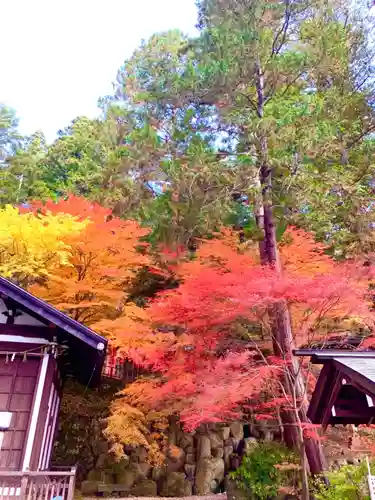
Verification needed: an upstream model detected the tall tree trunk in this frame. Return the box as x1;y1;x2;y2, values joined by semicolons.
254;58;326;475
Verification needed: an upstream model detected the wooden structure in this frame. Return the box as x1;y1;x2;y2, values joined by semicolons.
0;469;76;499
103;346;146;384
0;277;108;498
294;349;375;428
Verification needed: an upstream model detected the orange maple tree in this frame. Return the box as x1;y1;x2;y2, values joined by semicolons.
27;197;156;346
23;196;170;459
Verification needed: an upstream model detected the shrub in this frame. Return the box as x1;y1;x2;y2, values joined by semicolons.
314;460;374;500
229;442;298;500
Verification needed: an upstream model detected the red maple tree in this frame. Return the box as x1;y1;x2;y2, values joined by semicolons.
119;228;375;432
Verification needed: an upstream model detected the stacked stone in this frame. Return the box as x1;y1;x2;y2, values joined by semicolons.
81;420;278;497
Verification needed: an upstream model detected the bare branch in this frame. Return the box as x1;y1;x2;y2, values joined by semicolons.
271;0;292;57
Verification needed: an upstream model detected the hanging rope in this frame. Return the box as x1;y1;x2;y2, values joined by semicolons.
1;341;68;362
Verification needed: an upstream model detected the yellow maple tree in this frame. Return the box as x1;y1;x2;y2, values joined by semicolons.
0;204;87;285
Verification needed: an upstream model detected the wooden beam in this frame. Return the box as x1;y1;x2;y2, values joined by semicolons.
333;360;375;400
321;371;343;430
333;408;375;418
0;324;52;337
308;364;336;423
294;349;375;360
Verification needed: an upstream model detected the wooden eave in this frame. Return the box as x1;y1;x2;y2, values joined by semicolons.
0;276;108;386
294;349;375;427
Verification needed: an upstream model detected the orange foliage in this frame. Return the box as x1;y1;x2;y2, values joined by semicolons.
279;227;335;277
28;198;156;347
23;197;170;462
25;194;112;224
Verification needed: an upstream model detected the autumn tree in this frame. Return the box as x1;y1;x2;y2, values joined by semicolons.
123;228;374;420
25;196;170;462
0;204;87;286
108;228;374;487
96;1;375;473
26;197;156;339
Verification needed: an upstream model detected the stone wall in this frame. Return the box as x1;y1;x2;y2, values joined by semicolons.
55;379;369;497
80;419;280;497
53;379;281;497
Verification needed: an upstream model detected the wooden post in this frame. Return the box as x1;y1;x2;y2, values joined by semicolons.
67;466;77;500
20;473;29;498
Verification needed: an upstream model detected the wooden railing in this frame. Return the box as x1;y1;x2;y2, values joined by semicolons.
103;353;147;384
0;467;76;499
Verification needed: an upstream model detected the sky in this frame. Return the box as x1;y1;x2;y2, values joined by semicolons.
1;0;198;142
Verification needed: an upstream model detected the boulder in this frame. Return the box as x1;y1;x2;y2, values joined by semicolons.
130;479;158;497
81;481;99;495
197;435;211;460
209;432;223;450
115;464;140;488
249;422;261;439
168;418;179;446
225;478;250;500
230;422;244;440
111;456;130;475
212;447;224;459
263;430;273;442
224;445;234;469
138;461;152;478
98;439;109;454
232;438;241;453
160;472;191;497
151;465;167;482
185;479;193;496
244;437;258;455
257;420;274;441
230;454;242;470
218;426;231;441
276;495;299;500
166;445;185;472
95;453;111;469
195;457;225;495
86;470;104;482
196;424;209;435
87;470;113;483
179;433;195;450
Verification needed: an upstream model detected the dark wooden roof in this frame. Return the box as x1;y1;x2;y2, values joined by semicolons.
0;277;108;387
294;349;375;427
